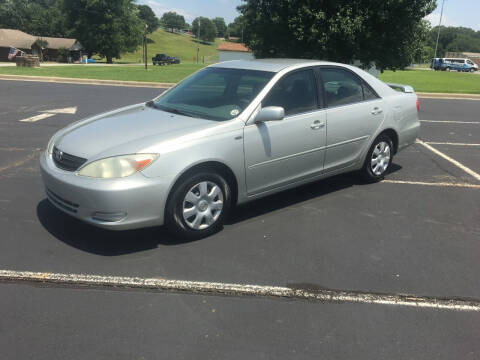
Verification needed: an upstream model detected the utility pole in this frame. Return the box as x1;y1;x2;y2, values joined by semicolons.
144;24;148;70
434;0;446;60
197;18;201;64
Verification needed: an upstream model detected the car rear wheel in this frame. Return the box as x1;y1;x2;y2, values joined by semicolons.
165;172;231;240
360;134;393;183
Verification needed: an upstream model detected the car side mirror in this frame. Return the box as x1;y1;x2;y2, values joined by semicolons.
254;106;285;123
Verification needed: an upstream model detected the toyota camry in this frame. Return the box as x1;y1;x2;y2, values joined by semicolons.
40;59;420;239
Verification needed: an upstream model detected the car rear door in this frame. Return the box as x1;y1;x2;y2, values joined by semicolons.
243;68;327;195
318;66;385;173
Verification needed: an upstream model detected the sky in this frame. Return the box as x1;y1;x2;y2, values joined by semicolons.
139;0;480;31
138;0;243;24
425;0;480;31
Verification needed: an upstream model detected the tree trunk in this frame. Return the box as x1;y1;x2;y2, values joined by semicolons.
106;56;113;64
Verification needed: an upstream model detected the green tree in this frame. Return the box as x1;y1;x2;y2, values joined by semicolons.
226;16;244;39
160;11;186;32
238;0;437;71
63;0;143;63
0;0;68;37
192;17;217;43
137;4;159;33
212;17;227;37
428;26;480;56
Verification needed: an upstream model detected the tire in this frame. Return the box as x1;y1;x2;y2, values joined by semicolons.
360;134;394;183
471;68;475;73
165;172;232;240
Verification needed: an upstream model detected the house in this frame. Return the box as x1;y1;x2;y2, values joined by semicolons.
32;37;83;62
217;42;254;62
0;28;83;62
0;29;35;61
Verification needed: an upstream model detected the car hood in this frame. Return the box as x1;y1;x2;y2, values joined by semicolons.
55;104;219;160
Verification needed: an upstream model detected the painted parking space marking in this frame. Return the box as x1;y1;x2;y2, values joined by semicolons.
416;140;480;181
19;113;56;123
420;120;479;124
40;106;77;114
19;106;77;122
382;180;480;189
1;269;479;312
0;149;41;173
424;142;480;146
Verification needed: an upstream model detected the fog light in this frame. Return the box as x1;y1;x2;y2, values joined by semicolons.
91;212;127;222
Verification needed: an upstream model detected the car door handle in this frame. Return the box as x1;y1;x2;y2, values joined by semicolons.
371;107;383;115
310;120;325;130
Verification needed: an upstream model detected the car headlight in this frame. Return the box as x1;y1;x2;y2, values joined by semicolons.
78;154;158;178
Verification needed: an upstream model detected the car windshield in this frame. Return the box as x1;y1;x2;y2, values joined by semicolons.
152;67;275;121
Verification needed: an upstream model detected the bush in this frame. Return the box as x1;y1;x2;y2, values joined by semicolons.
56;47;68;63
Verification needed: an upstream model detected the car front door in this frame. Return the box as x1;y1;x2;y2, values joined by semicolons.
318;66;385;172
243;68;327;195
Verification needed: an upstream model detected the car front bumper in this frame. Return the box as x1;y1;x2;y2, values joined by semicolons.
40;152;167;230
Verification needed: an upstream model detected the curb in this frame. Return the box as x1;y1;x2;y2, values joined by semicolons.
1;75;479;99
0;74;175;88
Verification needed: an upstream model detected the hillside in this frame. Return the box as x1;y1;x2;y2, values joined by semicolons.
121;29;221;64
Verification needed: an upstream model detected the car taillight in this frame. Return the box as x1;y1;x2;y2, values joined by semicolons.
416;97;420;112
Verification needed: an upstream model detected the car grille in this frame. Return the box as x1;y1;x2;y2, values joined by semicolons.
46;188;79;214
52;146;87;171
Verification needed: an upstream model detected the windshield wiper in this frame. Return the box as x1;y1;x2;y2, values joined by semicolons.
156;105;194;118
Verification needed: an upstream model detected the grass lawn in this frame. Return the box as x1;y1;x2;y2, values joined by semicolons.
379;69;480;94
120;29;221;64
0;63;206;83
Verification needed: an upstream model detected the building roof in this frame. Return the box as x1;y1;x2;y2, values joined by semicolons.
0;29;36;48
0;29;82;50
445;51;480;59
217;42;250;52
35;36;82;50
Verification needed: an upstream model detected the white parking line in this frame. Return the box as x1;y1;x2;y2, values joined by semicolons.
40;106;77;114
19;113;56;123
420;120;479;124
383;180;480;189
416;140;480;181
425;142;480;146
1;269;479;311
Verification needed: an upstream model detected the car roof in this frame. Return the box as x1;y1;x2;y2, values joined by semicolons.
210;59;334;72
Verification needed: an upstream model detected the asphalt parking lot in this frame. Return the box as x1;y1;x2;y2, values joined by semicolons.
0;80;479;359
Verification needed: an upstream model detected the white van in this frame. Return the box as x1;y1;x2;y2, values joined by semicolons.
442;58;478;72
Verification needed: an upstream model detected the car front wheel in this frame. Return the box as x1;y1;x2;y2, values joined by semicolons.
165;172;231;240
361;134;393;182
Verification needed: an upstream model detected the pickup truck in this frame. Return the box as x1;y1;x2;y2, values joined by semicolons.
152;54;181;65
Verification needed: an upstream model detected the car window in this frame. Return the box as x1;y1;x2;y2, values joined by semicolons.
362;83;379;101
320;68;364;107
236;75;270;102
262;69;317;116
154;68;274;121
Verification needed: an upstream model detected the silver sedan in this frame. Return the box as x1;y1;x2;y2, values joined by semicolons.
40;59;420;239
